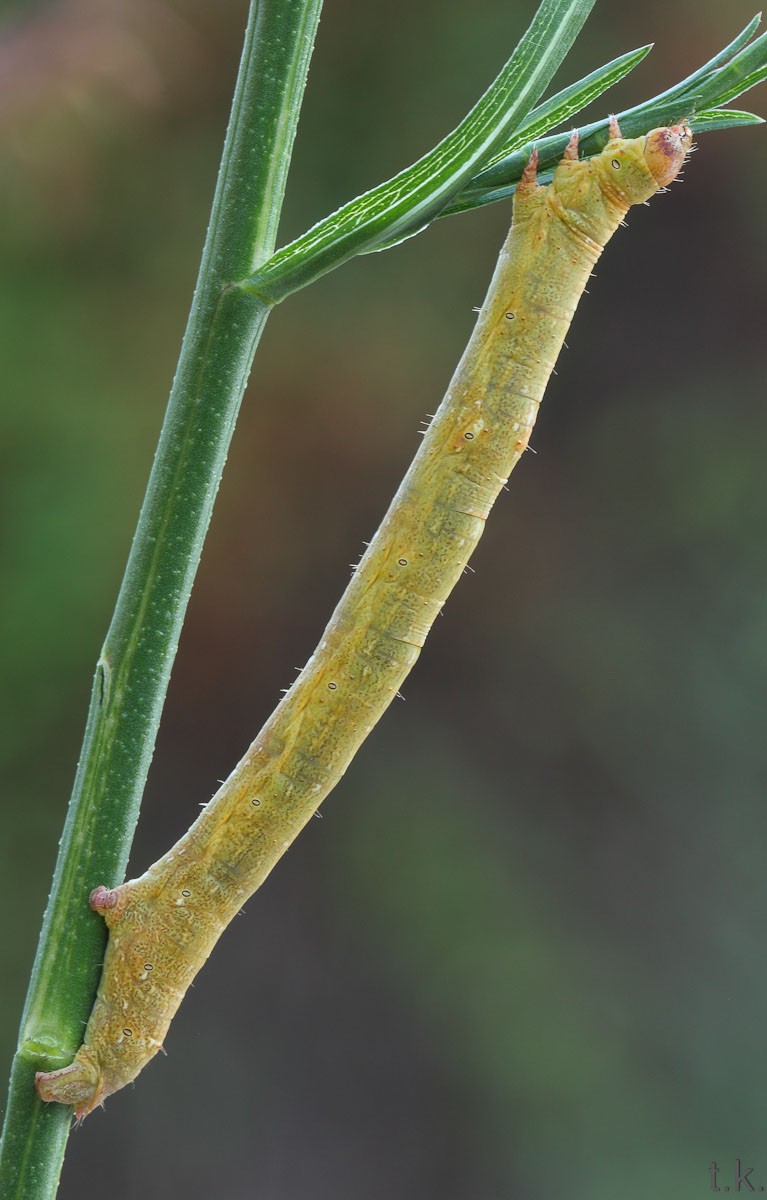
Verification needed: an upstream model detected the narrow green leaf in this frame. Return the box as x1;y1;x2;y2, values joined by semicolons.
693;29;767;109
482;43;653;167
243;0;597;303
703;64;767;109
690;107;765;132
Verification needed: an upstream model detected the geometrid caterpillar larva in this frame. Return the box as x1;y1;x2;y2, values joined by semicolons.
36;119;693;1118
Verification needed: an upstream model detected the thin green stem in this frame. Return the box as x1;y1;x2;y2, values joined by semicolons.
0;1;323;1196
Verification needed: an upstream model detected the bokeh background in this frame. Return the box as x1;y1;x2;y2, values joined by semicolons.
1;1;766;1196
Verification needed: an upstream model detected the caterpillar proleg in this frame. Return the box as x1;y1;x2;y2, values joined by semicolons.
36;121;693;1118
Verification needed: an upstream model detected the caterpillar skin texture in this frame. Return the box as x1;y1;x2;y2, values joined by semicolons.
36;123;692;1118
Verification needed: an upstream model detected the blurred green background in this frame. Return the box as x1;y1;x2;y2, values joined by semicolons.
1;1;766;1196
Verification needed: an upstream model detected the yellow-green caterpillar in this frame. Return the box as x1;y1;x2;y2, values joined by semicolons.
35;119;692;1118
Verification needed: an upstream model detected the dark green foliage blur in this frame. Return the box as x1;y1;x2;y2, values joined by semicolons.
1;1;765;1196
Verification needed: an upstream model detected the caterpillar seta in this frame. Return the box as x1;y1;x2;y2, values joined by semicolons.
36;120;693;1118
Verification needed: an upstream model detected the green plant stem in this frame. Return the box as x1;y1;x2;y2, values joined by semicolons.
0;1;323;1195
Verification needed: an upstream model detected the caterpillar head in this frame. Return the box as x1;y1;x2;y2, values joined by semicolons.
643;123;694;187
596;122;693;204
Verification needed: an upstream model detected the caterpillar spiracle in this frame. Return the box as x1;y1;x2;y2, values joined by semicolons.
36;119;693;1118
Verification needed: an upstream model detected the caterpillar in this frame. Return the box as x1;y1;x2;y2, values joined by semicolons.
35;119;692;1118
